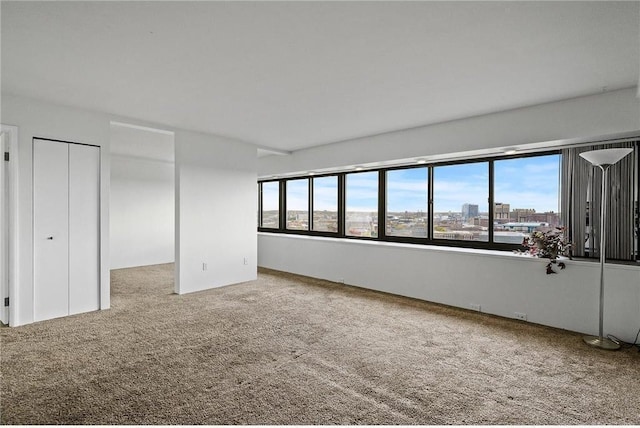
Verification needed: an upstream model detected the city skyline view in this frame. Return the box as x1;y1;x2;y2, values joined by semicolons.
264;153;560;215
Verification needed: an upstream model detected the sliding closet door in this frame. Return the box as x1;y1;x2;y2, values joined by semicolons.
69;144;100;315
33;139;70;321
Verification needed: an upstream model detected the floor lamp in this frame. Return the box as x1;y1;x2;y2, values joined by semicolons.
579;148;633;350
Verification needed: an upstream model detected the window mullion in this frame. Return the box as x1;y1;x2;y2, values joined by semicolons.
279;180;286;231
378;170;386;240
308;177;313;232
488;160;494;243
428;167;434;241
258;182;263;227
338;173;345;237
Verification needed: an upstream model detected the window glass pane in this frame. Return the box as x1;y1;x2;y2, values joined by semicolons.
312;176;338;232
261;181;279;228
494;154;561;244
433;162;489;241
386;168;428;237
286;179;309;230
346;171;378;237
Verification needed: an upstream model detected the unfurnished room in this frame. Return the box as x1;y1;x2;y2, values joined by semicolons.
1;1;639;425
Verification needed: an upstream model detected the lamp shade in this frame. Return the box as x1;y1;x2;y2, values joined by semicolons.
579;148;633;166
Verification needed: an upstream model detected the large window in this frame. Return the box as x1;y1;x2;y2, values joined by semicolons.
260;181;279;229
433;162;489;242
286;179;309;230
256;148;638;254
494;154;561;244
345;171;378;237
386;167;428;238
312;176;338;233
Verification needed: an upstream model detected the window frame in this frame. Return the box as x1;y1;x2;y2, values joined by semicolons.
258;149;563;252
284;177;311;231
431;159;491;244
344;170;381;240
258;179;282;230
492;152;563;244
383;165;430;241
310;174;340;234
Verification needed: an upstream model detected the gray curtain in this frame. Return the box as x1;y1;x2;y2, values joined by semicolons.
561;141;638;261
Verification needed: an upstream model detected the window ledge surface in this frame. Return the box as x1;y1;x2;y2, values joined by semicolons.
258;232;640;272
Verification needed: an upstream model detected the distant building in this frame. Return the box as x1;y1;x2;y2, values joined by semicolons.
473;217;490;228
511;208;536;222
528;212;560;227
496;222;549;233
511;209;561;227
494;202;510;221
461;203;479;220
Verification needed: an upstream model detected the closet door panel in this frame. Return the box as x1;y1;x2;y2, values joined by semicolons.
1;131;8;324
33;139;69;321
68;144;100;315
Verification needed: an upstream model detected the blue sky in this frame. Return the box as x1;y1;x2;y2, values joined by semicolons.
264;176;339;211
286;179;309;210
493;154;560;213
265;154;560;214
262;181;280;210
345;172;378;212
312;176;338;211
433;163;488;213
387;168;427;213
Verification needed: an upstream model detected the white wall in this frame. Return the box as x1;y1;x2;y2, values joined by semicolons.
2;93;259;325
1;93;111;326
259;234;640;343
259;87;640;176
258;88;640;342
110;155;174;269
175;129;257;294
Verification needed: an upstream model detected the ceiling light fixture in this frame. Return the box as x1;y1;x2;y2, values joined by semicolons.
504;149;517;155
416;159;427;164
354;166;364;171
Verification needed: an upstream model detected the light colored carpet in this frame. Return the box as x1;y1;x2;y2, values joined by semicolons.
1;263;639;424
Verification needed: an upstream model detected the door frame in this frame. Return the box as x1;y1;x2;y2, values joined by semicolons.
1;125;19;326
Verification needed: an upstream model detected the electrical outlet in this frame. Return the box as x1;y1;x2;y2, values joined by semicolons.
202;262;207;271
243;257;248;265
470;303;481;312
514;312;527;321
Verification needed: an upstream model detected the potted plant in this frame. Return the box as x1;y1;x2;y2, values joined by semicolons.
517;227;573;274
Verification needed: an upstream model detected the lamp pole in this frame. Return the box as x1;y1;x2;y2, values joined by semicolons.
579;148;633;350
587;163;614;349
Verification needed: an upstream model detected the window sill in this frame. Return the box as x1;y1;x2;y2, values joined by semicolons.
258;232;640;271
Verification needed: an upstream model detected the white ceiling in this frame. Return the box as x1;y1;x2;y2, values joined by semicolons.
2;1;638;152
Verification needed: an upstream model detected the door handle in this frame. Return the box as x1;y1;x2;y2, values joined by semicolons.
46;236;53;240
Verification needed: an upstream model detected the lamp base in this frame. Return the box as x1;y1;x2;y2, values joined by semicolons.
583;335;620;350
